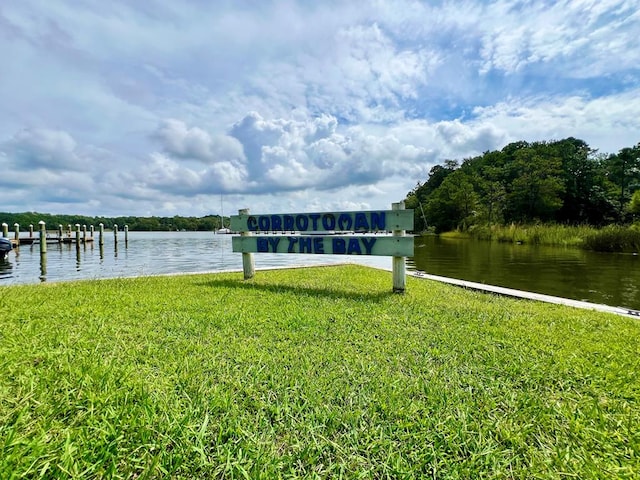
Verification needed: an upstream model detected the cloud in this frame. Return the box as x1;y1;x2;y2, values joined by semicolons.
477;0;640;76
1;128;84;171
138;111;437;197
472;89;640;152
228;111;433;192
291;23;438;123
153;119;244;164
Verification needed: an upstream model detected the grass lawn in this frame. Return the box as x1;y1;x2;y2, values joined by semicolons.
1;265;639;479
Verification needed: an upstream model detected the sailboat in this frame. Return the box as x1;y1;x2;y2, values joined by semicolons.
217;195;231;234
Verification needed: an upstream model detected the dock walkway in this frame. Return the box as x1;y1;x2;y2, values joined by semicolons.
11;236;94;246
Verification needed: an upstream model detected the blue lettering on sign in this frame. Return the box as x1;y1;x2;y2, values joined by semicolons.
284;215;294;231
332;238;346;254
313;237;324;253
258;216;270;231
309;214;321;230
245;211;390;233
299;237;312;253
252;235;379;254
371;212;385;231
322;214;336;230
296;215;309;231
338;213;352;231
362;237;376;254
257;237;282;252
354;212;368;231
268;237;280;251
287;236;297;252
347;238;362;254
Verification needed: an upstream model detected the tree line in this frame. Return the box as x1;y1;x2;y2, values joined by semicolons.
0;213;228;232
404;138;640;233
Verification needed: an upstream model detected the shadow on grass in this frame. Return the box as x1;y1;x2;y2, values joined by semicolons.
196;277;395;302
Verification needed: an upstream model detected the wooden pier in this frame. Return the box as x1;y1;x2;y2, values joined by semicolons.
10;236;95;246
3;221;129;261
3;222;102;250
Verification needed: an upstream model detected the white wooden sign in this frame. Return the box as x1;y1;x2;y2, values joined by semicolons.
230;203;413;292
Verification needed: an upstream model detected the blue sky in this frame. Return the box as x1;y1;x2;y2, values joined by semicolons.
1;0;639;217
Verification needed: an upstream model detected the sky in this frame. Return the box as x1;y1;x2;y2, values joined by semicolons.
1;0;639;218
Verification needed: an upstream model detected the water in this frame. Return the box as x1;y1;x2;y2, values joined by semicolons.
0;231;391;285
408;235;640;311
2;232;639;311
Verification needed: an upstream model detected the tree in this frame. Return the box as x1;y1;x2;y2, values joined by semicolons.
403;137;640;231
504;145;565;222
475;151;508;225
407;161;458;232
605;144;640;221
630;190;640;218
424;171;478;232
553;138;598;223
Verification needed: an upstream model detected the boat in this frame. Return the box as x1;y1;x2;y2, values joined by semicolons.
0;237;12;259
217;194;232;233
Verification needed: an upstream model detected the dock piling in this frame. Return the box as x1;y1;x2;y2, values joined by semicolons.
75;224;81;250
39;221;47;254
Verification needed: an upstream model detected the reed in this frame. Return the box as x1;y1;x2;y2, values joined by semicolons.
444;224;640;251
583;225;640;253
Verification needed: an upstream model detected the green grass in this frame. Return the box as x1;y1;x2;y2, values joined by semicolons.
1;265;639;478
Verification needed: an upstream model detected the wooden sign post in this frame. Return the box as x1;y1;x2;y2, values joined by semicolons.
231;204;414;292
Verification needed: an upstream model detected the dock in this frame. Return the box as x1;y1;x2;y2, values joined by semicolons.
10;236;94;246
3;222;100;249
3;221;129;259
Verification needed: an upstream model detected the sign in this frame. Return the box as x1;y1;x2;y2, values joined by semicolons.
231;205;414;292
232;234;414;257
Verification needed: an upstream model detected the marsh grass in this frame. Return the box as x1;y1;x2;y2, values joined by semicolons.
444;223;640;252
1;265;639;478
583;225;640;253
457;224;594;247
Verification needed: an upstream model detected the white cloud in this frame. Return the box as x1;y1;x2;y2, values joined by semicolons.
472;90;640;152
1;128;84;171
153;119;245;165
477;0;640;76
